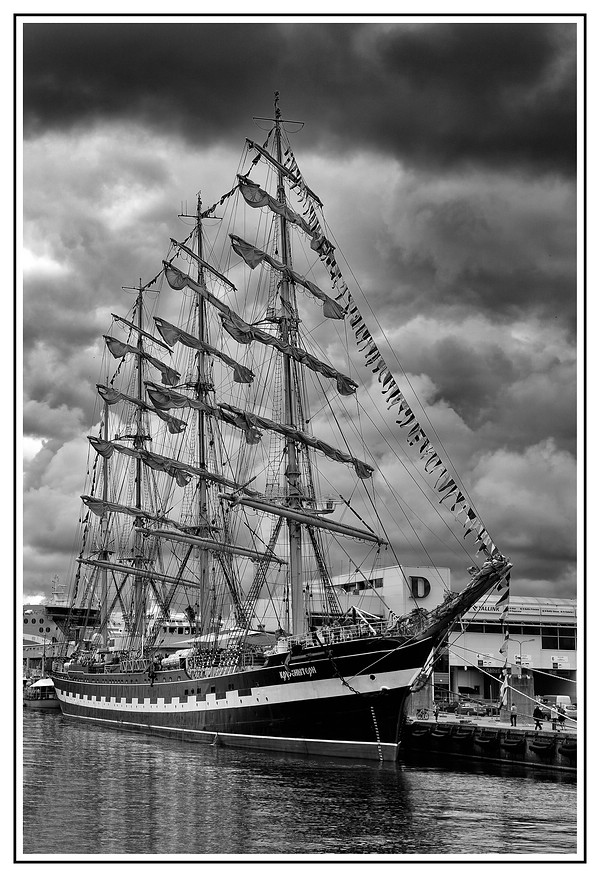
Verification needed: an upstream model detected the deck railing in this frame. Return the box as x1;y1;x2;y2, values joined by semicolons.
266;620;395;654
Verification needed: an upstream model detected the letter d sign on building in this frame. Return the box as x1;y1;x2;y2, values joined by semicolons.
409;576;431;599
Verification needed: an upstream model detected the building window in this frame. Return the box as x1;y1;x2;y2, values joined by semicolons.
340;577;383;593
24;619;28;624
541;626;576;651
542;634;559;650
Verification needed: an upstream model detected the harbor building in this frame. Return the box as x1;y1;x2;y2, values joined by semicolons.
319;565;577;706
442;595;577;703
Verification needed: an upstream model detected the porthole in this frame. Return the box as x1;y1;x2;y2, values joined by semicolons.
24;619;28;624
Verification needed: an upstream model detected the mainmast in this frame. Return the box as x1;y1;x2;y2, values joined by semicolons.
273;92;304;636
194;194;210;612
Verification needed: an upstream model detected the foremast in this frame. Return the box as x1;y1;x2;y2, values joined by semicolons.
132;281;147;644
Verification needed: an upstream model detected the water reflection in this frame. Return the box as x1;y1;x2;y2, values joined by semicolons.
22;712;577;856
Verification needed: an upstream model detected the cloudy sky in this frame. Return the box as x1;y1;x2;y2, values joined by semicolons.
20;15;580;604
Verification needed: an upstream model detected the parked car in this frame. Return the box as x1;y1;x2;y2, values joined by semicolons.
535;701;552;720
457;700;488;716
540;694;572;709
435;701;458;713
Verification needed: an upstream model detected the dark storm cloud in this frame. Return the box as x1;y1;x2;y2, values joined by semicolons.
23;20;576;174
359;166;577;339
20;17;579;602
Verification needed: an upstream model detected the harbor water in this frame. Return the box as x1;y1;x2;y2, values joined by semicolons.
21;710;578;859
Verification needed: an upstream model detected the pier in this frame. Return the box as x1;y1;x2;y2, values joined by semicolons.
401;714;577;771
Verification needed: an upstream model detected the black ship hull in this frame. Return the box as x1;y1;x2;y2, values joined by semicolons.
51;633;435;761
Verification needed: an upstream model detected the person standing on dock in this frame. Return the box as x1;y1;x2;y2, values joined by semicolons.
533;705;544;730
510;704;517;727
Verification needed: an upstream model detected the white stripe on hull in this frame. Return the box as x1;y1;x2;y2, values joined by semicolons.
54;665;419;714
53;711;401;761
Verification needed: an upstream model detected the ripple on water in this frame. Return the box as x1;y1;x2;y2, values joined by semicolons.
21;712;577;857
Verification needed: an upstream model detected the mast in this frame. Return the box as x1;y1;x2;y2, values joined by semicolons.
132;281;146;646
100;388;109;648
194;194;210;617
273;92;304;636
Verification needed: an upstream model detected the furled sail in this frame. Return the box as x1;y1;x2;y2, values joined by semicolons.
104;336;180;387
111;313;172;352
237;175;333;257
163;263;234;317
96;384;187;435
153;316;254;384
87;435;260;496
219;401;373;479
163;262;355;395
218;312;356;396
245;138;323;207
81;495;181;527
144;385;373;479
230;234;345;320
146;384;262;444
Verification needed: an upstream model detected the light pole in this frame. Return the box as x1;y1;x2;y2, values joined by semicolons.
514;637;535;671
508;637;535;719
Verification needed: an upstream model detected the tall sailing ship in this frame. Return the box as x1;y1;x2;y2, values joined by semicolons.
50;95;512;760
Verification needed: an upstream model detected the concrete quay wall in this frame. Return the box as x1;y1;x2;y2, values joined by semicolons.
400;718;577;772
